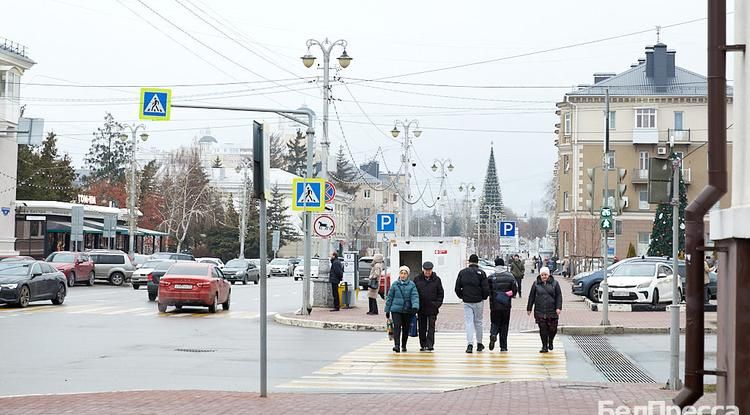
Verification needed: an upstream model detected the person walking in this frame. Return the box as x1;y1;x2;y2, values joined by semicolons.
561;257;570;278
488;258;518;352
527;266;563;353
366;254;384;315
385;266;420;353
414;261;444;351
328;252;344;311
455;254;490;353
510;254;525;298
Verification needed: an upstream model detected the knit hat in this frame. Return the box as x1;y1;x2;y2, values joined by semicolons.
495;257;505;266
468;254;479;264
399;265;410;275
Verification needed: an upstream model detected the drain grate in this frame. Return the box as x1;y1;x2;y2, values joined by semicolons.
572;336;655;383
174;348;217;353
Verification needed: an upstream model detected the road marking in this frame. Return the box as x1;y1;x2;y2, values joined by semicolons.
102;307;150;315
278;333;566;392
69;306;120;314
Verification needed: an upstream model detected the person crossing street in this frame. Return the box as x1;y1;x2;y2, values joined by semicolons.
510;254;525;298
488;258;518;352
527;267;563;353
414;261;444;351
455;254;490;354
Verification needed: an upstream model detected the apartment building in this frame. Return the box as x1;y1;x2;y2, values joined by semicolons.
554;43;734;261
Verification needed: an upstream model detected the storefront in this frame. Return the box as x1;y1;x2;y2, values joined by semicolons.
14;200;168;258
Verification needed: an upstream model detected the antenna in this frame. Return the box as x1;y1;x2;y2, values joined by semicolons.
656;25;662;43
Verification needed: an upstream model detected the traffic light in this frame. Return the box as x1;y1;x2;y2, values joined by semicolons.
585;168;595;214
615;168;627;214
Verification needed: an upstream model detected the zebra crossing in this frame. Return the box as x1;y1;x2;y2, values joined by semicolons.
278;333;567;392
0;303;260;319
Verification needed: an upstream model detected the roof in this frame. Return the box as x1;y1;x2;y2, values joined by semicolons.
568;64;732;97
198;135;218;144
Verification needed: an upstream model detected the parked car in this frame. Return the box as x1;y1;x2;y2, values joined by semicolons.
131;259;179;290
150;252;196;262
0;256;35;262
598;259;684;304
268;258;293;277
146;261;179;302
0;260;67;308
45;251;95;287
223;258;260;285
132;254;151;269
157;263;231;313
197;257;224;269
358;256;373;289
572;257;684;303
88;250;135;286
288;257;301;273
293;259;323;281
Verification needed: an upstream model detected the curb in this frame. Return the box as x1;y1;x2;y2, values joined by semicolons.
583;298;670;312
273;313;386;332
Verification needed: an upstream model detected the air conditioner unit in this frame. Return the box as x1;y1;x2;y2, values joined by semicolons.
657;147;668;155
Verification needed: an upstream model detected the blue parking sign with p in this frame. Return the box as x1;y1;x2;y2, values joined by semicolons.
376;213;396;233
499;221;517;237
139;88;171;121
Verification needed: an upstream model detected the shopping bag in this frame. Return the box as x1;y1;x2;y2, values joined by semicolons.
409;314;418;337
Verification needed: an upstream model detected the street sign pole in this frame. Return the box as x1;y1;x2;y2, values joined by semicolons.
601;89;611;326
668;149;683;390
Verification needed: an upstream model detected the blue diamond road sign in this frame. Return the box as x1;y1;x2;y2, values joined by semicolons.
376;213;396;233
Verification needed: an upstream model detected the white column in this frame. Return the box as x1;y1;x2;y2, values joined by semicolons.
0;130;19;256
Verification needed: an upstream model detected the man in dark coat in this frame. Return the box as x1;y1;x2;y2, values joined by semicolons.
455;254;490;353
526;266;563;353
328;252;344;311
414;261;445;352
488;258;518;352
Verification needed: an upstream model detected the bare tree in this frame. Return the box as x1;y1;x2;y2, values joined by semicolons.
269;132;286;169
158;148;216;252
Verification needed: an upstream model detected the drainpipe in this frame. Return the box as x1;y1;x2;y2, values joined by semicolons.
674;0;728;407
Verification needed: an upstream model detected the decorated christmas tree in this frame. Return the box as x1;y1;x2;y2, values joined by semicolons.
647;153;687;257
478;145;504;256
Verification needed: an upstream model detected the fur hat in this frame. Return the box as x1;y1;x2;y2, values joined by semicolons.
373;254;384;263
398;265;410;275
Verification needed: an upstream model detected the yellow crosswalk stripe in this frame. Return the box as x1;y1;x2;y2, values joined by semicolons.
102;307;150;315
278;333;567;392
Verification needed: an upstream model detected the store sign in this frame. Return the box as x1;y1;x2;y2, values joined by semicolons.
77;194;97;205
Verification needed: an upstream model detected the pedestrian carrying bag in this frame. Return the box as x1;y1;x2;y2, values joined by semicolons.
397;285;413;312
369;277;379;290
409;314;418;337
494;289;511;306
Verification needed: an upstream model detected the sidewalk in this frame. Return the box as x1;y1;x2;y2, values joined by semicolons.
0;381;717;415
277;276;717;333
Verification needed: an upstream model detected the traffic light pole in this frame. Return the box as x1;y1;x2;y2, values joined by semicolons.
601;89;611;326
668;149;683;390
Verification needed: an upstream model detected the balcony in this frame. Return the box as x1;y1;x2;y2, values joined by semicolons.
631;169;649;184
682;168;692;184
668;128;691;143
632;128;658;144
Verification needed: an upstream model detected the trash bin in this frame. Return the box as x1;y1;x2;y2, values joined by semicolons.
338;282;351;308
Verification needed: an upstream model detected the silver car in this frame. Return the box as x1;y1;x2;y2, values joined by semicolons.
88;250;135;286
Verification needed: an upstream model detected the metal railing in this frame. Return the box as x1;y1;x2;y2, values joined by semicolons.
0;38;29;58
631;168;649;183
668;128;691;143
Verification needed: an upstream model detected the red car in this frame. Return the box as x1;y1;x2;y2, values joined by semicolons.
157;263;230;313
46;251;95;287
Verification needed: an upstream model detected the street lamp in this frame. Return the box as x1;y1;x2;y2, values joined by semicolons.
391;119;422;239
432;159;453;237
301;37;351;258
119;124;147;258
235;159;252;259
458;183;476;241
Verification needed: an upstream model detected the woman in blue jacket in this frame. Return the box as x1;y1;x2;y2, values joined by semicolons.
385;265;420;353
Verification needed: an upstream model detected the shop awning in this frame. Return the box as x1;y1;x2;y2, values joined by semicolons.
46;220;102;234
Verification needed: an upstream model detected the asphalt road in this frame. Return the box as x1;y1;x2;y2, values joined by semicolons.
0;277;381;396
0;277;711;396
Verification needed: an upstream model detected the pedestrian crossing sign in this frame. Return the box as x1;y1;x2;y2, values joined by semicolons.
291;178;325;212
139;88;171;121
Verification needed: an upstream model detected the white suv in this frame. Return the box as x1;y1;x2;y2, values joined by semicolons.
599;261;683;304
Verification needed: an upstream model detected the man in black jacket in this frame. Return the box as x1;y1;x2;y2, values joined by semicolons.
526;266;563;353
414;261;444;352
455;254;490;354
488;258;518;352
509;254;525;298
328;252;344;311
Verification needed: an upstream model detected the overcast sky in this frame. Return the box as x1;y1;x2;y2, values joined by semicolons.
3;0;733;215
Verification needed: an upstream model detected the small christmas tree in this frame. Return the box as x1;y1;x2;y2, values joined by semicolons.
647;153;687;257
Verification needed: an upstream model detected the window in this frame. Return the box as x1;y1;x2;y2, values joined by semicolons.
605;153;615;169
563;232;569;256
639;191;649;210
392;194;398;202
608;111;616;129
95;254;125;265
31;263;41;275
0;72;6;97
658;265;673;277
563;154;570;173
637;232;651;256
639;151;649;171
564;113;572;136
674;111;684;130
363;190;371;199
635;108;657;129
562;191;569;211
29;221;40;237
363;208;371;217
42;263;56;274
602;189;615;208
